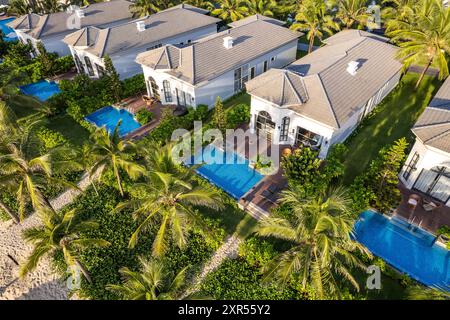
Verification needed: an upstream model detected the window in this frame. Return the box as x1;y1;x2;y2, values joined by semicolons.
256;111;275;142
163;80;172;103
74;54;84;73
148;77;160;100
279;117;290;141
95;64;105;77
295;127;322;148
250;66;256;79
271;56;276;62
84;56;94;76
403;152;419;180
234;64;249;93
263;60;269;72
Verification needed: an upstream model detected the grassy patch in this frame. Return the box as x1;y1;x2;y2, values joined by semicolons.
342;73;441;185
223;92;251;110
45;113;90;146
296;50;308;59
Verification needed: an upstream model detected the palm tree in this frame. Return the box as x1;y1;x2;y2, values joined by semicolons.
291;0;340;53
88;122;145;197
382;0;417;23
107;257;188;299
0;139;64;221
256;186;370;299
7;0;31;15
183;0;214;10
246;0;278;17
115;168;223;257
335;0;370;29
387;0;450;88
212;0;249;22
406;285;450;300
20;208;110;282
129;0;162;18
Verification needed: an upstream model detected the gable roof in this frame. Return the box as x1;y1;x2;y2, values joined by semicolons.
412;77;450;154
8;0;133;39
246;30;402;129
227;14;286;28
64;5;220;57
136;16;301;85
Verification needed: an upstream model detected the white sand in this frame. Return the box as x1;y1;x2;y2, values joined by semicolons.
0;170;100;300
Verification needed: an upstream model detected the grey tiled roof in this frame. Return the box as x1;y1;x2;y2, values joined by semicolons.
63;5;220;57
227;14;286;28
8;0;133;39
246;30;403;129
136;16;301;85
412;77;450;154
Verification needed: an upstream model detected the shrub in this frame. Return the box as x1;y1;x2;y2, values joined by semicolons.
121;74;146;98
227;103;250;128
36;127;68;152
238;237;277;268
135;108;153;125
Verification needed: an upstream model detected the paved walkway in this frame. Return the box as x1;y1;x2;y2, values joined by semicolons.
0;169;100;300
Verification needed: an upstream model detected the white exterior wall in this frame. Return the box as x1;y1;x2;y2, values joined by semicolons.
399;139;450;206
194;40;297;107
140;39;298;107
16;31;71;56
249;96;335;158
142;66;196;105
71;24;218;80
248;69;402;158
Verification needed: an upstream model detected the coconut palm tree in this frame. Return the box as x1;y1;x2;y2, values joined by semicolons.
335;0;370;29
0;138;72;221
20;208;110;282
106;257;188;300
115;168;223;257
88;122;145;197
291;0;340;53
183;0;214;10
387;0;450;88
212;0;249;22
406;285;450;300
7;0;31;15
129;0;162;18
382;0;417;23
256;186;371;299
246;0;278;17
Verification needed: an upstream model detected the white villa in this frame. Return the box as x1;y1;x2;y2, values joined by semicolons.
7;0;133;56
136;15;301;108
399;77;450;206
63;4;220;80
245;30;403;158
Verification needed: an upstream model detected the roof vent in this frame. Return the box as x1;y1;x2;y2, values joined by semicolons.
346;61;360;76
223;36;233;49
136;21;146;32
75;9;85;18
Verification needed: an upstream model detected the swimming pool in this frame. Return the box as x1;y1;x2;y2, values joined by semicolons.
19;80;61;101
354;210;450;291
0;18;17;42
85;106;141;137
194;146;264;199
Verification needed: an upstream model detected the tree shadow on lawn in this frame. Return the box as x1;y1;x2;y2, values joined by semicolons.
342;73;441;185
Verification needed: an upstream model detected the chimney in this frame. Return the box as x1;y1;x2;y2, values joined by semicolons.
346;61;360;76
223;36;233;49
75;9;85;18
136;21;146;32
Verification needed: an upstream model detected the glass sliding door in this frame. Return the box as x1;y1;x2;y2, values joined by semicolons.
295;127;322;148
256;111;275;142
413;166;450;203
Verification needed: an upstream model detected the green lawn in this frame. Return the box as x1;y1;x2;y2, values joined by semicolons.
342;73;441;185
8;93;90;147
223;92;251;110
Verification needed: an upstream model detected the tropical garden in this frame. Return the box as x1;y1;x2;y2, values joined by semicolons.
0;0;449;300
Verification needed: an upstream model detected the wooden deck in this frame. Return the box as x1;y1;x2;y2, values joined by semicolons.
122;97;177;140
394;182;450;234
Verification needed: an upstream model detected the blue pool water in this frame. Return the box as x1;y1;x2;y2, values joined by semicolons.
354;210;450;291
19;80;61;101
194;146;264;199
85;106;141;137
0;18;18;42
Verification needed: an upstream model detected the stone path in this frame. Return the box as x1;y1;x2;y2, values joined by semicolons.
0;170;100;300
